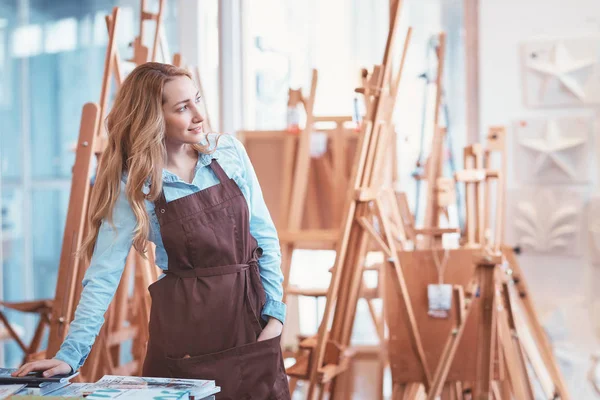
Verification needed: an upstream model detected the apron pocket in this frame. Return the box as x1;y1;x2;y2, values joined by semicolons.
166;346;242;399
165;336;281;400
182;205;241;268
238;335;281;399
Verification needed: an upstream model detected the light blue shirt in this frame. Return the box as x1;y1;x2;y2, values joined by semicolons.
54;134;286;372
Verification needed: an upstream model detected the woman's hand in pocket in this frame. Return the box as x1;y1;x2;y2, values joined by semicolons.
257;317;283;342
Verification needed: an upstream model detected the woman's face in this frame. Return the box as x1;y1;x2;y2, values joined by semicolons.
162;76;205;145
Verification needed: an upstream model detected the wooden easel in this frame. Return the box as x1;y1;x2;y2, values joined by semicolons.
413;32;460;250
278;70;362;301
283;0;415;397
238;69;393;397
47;6;160;380
238;69;357;235
59;2;212;380
70;2;177;380
485;127;569;399
237;70;362;300
81;2;210;380
0;3;177;379
383;128;570;399
129;0;166;66
0;7;122;367
425;151;561;399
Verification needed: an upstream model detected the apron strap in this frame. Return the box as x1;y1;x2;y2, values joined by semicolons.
209;158;230;183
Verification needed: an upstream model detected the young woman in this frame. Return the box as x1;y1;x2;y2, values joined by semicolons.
14;62;290;399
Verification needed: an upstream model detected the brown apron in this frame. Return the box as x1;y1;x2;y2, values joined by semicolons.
142;159;290;400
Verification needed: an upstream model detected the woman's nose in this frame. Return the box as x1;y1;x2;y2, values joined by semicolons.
192;105;204;122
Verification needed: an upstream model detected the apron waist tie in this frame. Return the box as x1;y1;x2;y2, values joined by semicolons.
165;247;262;278
165;260;259;278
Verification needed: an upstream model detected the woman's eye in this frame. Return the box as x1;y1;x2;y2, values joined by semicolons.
178;105;188;112
195;96;202;104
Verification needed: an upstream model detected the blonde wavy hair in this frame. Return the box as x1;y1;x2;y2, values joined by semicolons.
81;62;213;261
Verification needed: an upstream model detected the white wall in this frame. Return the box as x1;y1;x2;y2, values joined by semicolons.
479;0;600;397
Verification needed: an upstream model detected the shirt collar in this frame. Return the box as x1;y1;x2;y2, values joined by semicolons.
161;152;214;183
123;152;216;188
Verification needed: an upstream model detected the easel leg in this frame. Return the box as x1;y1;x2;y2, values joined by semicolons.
392;383;405;400
0;312;28;354
317;382;330;400
474;263;497;400
405;382;425;399
454;382;464;399
329;356;354;400
22;316;48;364
288;377;298;397
503;248;570;400
426;287;472;400
499;379;511;400
442;383;454;400
490;382;501;400
498;283;535;400
377;355;386;400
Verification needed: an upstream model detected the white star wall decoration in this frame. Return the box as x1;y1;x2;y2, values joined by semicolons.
521;36;600;107
528;41;594;101
514;116;591;183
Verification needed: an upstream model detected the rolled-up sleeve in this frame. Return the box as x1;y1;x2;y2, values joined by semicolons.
232;137;287;324
54;182;136;372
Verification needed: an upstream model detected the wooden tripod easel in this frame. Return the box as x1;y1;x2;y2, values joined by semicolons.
283;1;415;397
413;32;460;250
67;2;177;380
426;144;565;399
238;69;357;239
238;68;392;397
129;0;167;66
0;7;123;367
50;6;163;380
278;70;362;301
237;70;363;303
0;2;181;380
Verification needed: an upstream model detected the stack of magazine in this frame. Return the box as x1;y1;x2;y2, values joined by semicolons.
0;373;220;399
53;375;221;399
